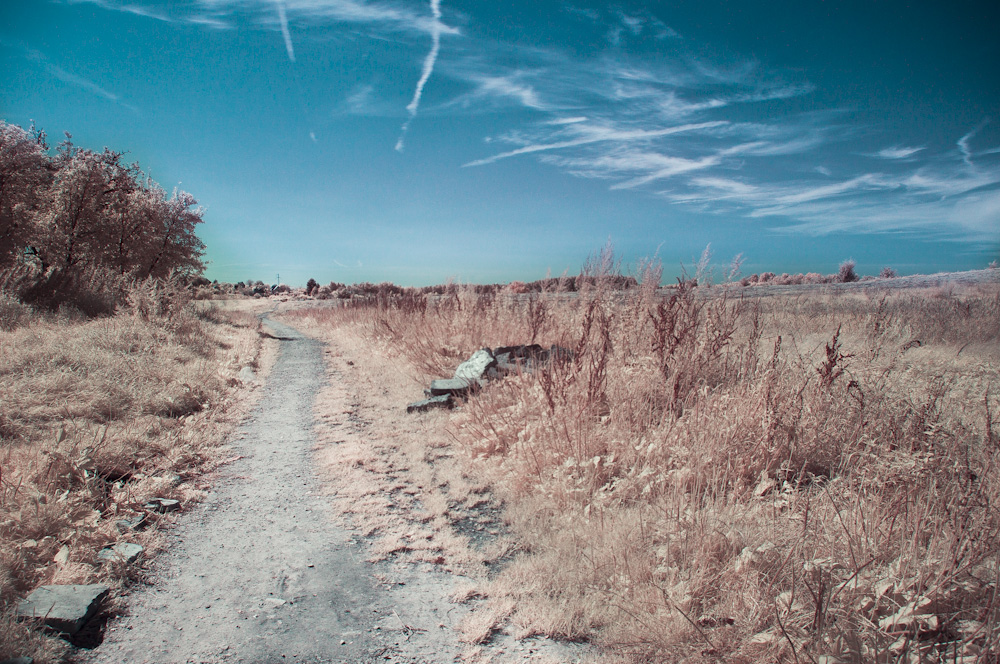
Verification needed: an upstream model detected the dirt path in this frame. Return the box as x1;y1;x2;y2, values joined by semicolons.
77;317;589;664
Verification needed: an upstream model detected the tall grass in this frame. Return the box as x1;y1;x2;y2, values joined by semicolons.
291;271;1000;663
0;285;262;661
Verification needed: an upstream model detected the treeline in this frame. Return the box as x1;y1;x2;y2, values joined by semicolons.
0;121;205;313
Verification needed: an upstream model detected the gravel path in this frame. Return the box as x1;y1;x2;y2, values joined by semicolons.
76;319;412;663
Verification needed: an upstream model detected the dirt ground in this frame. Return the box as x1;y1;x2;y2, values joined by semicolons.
74;314;594;664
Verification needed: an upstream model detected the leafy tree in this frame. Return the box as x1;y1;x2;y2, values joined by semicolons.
0;120;207;309
0;122;50;268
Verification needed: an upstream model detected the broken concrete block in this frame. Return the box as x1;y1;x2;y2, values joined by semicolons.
406;395;453;413
16;584;109;635
454;349;496;382
429;378;481;397
97;542;144;564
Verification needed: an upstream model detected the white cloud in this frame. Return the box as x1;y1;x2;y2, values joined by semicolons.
11;42;139;112
463;120;727;167
874;146;925;159
958;120;989;168
274;0;295;62
468;75;546;110
396;0;444;152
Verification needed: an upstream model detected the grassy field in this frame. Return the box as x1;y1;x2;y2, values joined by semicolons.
0;287;266;661
285;271;1000;663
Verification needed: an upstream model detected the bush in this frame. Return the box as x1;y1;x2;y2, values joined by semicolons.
879;266;898;279
838;259;859;283
305;278;319;295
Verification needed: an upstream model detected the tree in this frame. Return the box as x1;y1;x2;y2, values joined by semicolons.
0;121;207;309
0;122;50;268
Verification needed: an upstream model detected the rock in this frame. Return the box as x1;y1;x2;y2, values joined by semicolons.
97;542;144;564
144;498;181;513
406;395;453;413
491;344;572;374
157;472;183;487
0;657;34;664
16;584;109;635
238;366;258;384
454;349;496;381
115;514;148;533
548;345;574;363
429;378;481;397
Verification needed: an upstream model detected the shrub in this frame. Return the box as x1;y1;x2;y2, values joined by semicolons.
305;278;319;295
838;259;859;283
879;266;898;279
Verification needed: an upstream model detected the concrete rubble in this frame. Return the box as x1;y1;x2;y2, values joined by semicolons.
406;344;572;412
16;584;109;635
97;542;144;564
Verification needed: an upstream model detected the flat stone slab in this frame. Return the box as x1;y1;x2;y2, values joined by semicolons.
429;378;481;396
406;395;453;413
17;584;109;635
97;542;144;564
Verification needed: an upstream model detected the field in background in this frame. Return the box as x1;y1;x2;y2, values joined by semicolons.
0;287;267;662
286;267;1000;663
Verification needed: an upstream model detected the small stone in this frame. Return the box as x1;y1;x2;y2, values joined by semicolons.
16;584;110;635
0;657;34;664
238;366;258;384
158;472;183;487
97;543;144;564
115;514;148;533
144;498;181;513
53;546;70;565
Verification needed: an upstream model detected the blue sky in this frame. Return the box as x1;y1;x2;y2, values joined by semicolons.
2;0;998;285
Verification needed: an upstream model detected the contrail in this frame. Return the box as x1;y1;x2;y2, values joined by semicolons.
275;0;295;62
396;0;442;152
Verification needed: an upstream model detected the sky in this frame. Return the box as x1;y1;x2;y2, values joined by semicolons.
2;0;998;286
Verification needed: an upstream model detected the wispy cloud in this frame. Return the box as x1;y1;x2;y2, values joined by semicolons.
463;120;727;167
874;146;925;159
4;39;139;112
274;0;295;62
958;120;988;168
395;0;444;152
55;0;1000;242
470;75;546;110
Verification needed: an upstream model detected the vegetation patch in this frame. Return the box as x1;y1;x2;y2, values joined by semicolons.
285;258;1000;663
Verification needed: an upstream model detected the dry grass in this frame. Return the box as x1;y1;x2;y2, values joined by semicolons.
0;292;266;661
286;270;1000;663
